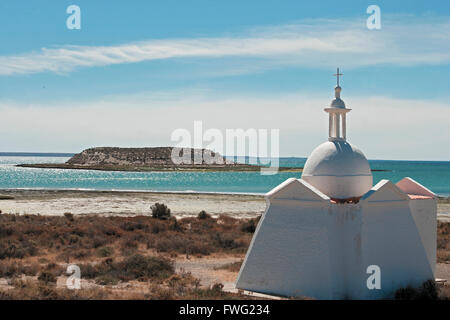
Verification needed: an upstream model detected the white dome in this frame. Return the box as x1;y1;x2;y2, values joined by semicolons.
301;140;373;199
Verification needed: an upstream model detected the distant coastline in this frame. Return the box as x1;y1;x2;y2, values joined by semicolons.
16;162;388;173
0;152;74;157
16;163;303;172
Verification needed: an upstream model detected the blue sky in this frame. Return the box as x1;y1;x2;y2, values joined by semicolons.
0;1;449;160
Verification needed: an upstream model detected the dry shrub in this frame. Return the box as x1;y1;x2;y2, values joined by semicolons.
120;220;149;232
79;254;174;284
437;222;450;263
155;235;187;253
0;213;256;259
240;216;261;233
185;283;228;299
64;212;74;222
38;271;57;284
395;280;440;300
0;240;37;260
96;246;114;257
0;261;40;277
0;279;108;300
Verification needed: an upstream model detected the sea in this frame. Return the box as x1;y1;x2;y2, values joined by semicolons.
0;153;449;197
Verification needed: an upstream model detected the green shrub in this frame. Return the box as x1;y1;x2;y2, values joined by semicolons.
197;210;211;220
151;203;171;220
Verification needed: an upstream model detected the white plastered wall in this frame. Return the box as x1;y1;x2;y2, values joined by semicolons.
236;178;437;299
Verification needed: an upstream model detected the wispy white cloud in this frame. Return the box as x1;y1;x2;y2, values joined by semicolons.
1;91;449;160
1;16;449;76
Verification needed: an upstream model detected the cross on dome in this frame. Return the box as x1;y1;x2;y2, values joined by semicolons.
325;68;351;141
333;67;343;87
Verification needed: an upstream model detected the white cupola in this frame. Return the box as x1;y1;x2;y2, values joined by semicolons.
301;68;373;199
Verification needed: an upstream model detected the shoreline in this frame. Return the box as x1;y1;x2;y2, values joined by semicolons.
1;187;448;199
0;188;448;221
0;187;266;197
0;188;266;219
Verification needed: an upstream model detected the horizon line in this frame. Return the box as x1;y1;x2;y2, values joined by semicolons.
0;151;448;163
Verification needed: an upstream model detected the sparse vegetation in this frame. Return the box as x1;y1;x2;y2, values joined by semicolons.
0;213;447;300
0;279;109;300
437;221;450;263
0;212;258;299
79;254;174;284
0;240;37;260
0;275;252;300
394;280;443;300
38;271;57;284
96;246;114;257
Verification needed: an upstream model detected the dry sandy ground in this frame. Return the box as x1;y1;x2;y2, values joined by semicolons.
175;254;243;291
0;189;266;219
0;189;449;221
0;255;448;297
437;263;450;281
176;256;449;291
176;256;450;290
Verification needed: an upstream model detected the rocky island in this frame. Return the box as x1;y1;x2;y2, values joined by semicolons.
17;147;302;172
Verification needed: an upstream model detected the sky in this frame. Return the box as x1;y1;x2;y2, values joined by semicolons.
0;0;449;160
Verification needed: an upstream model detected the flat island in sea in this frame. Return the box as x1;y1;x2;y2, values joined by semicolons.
16;147;302;172
16;146;390;173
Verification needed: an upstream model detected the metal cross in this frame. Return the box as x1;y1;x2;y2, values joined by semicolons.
333;68;343;86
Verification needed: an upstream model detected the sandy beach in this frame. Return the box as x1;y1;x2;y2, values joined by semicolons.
0;189;448;221
0;189;266;219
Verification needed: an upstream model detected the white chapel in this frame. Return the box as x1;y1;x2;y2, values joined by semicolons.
236;69;437;299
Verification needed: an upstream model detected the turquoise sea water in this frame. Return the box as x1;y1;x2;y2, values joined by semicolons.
0;155;449;196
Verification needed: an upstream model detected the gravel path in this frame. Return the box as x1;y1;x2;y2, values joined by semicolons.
175;255;242;291
437;263;450;281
